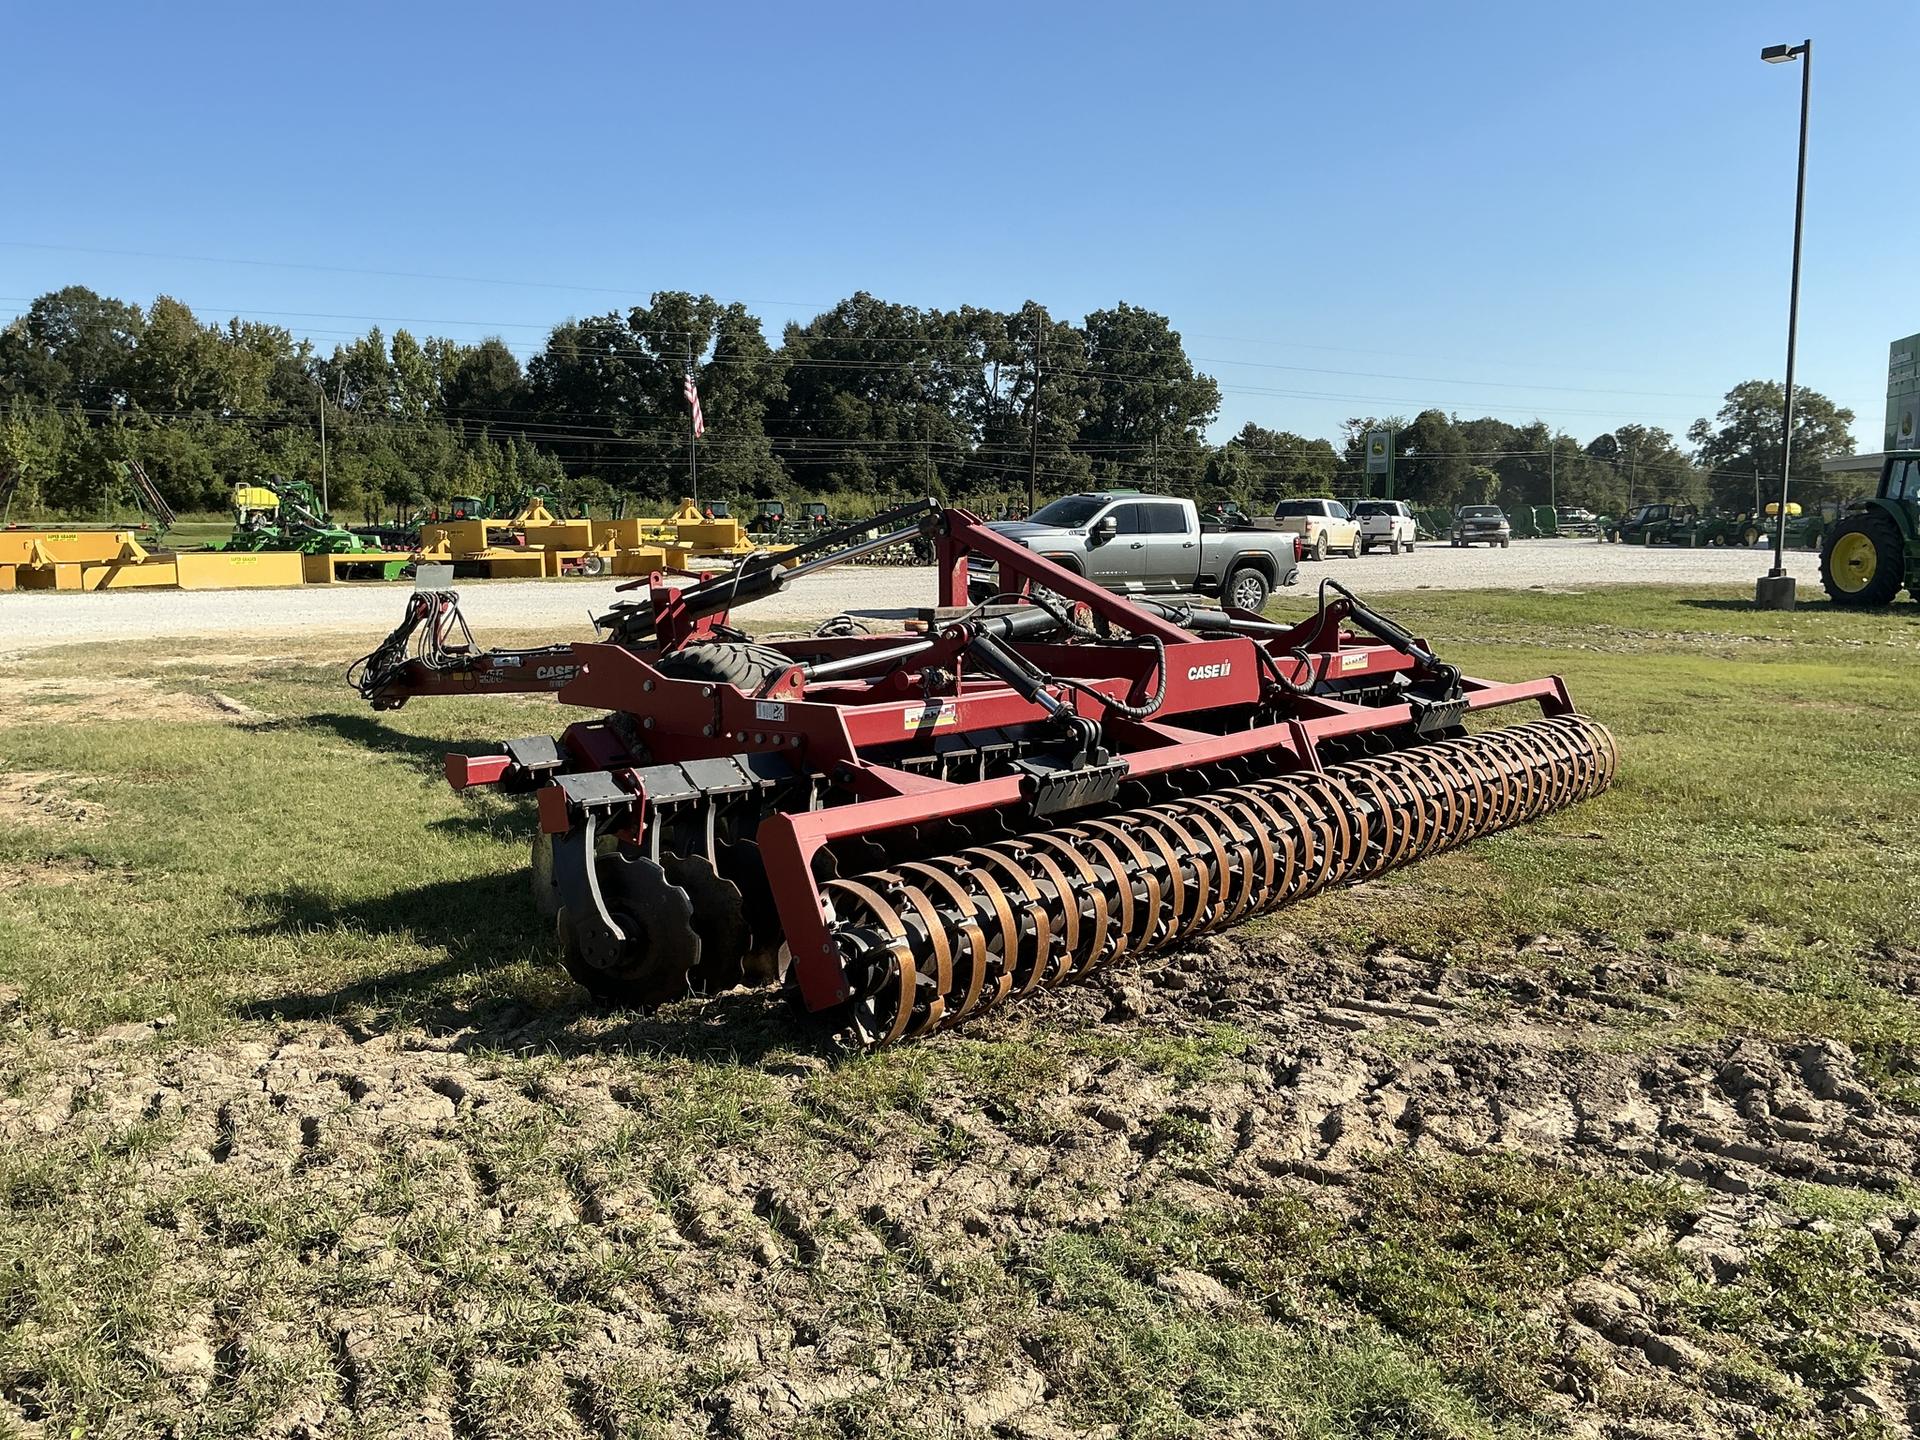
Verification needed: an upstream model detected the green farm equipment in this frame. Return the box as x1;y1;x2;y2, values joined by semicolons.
1719;502;1830;551
1553;506;1601;538
1605;503;1752;546
217;476;409;575
1821;451;1920;605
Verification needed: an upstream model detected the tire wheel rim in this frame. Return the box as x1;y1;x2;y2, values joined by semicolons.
1830;532;1879;592
1231;575;1263;610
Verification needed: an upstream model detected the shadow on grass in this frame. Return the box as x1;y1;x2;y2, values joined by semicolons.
1676;596;1920;619
300;711;479;775
237;870;818;1064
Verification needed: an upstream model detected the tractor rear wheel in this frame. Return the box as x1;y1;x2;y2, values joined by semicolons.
1821;512;1905;607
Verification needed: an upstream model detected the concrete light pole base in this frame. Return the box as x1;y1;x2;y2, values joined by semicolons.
1753;574;1798;609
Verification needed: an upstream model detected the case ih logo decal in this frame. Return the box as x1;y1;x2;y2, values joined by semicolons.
1186;662;1232;681
536;665;578;682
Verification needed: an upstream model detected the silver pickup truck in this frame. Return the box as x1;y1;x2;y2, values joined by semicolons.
975;492;1301;611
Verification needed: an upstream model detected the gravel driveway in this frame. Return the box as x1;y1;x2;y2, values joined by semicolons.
0;539;1825;652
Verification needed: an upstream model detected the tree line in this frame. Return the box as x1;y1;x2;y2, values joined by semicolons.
0;285;1859;522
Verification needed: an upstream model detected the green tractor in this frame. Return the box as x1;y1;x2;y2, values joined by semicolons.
217;476;389;557
1821;452;1920;605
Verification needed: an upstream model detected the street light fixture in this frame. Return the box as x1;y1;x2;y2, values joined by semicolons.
1754;37;1811;610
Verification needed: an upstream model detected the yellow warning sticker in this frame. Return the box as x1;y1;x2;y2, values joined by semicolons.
904;700;960;731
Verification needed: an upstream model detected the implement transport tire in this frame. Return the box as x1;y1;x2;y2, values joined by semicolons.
1821;512;1905;607
656;641;795;692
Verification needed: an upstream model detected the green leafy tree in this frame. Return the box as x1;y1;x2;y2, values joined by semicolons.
1688;380;1856;510
1204;423;1339;504
1388;410;1473;507
1075;304;1219;494
1585;424;1701;510
0;286;145;410
772;292;973;499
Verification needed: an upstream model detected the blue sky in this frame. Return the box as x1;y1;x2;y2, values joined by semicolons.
3;0;1912;450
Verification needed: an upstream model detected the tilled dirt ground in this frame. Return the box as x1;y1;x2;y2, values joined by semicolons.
4;929;1914;1439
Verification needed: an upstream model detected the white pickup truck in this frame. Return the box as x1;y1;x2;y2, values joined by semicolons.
1352;499;1417;554
1272;498;1362;561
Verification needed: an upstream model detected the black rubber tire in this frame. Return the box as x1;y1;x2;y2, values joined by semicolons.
1821;511;1905;607
655;641;794;691
1224;565;1270;613
1348;533;1363;560
1312;532;1329;562
1389;536;1402;555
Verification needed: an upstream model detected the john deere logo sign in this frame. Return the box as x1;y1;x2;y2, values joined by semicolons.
1365;429;1391;475
1888;334;1920;451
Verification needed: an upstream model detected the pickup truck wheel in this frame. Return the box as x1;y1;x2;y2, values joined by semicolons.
1225;566;1270;614
1348;533;1363;560
1500;538;1510;549
1312;533;1329;562
1389;536;1403;555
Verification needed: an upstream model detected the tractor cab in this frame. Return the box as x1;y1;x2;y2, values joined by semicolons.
1822;452;1920;605
801;502;831;528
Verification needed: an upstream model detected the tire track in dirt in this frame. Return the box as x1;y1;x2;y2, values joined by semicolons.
2;934;1917;1436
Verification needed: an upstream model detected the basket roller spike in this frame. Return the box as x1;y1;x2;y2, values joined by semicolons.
828;715;1617;1045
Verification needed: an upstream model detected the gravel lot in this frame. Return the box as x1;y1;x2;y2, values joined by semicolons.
0;539;1825;651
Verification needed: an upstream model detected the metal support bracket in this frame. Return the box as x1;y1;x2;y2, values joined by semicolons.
1014;756;1130;817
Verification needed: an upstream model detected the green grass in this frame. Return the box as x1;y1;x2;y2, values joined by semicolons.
3;585;1915;1044
2;583;1919;1436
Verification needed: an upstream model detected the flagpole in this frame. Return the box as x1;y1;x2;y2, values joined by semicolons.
687;339;698;507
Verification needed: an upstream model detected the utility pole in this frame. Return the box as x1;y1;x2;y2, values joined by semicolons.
317;384;329;517
1548;435;1557;513
1026;315;1043;516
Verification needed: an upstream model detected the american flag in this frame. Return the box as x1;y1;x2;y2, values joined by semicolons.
684;374;705;437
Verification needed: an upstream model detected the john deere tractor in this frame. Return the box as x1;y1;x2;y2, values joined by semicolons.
1821;452;1920;605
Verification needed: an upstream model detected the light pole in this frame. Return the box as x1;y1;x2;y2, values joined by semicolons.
1755;37;1811;610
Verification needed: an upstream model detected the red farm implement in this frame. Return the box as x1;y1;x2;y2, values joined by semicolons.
352;500;1616;1044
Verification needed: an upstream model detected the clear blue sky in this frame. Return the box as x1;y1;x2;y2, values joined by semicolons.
3;0;1912;451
